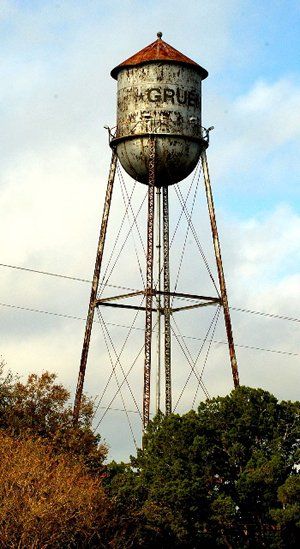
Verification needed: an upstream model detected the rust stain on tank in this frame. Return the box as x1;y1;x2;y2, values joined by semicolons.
111;35;208;80
111;34;208;186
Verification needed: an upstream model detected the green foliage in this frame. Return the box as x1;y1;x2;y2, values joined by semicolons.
0;366;106;472
108;387;300;548
271;475;300;547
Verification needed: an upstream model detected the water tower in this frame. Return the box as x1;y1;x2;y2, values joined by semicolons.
73;33;239;431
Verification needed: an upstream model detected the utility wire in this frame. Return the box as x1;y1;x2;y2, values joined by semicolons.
92;298;144;419
0;262;136;292
230;306;300;324
94;405;146;415
2;264;300;325
118;165;147;257
0;301;298;357
172;167;201;305
97;308;141;419
171;316;210;401
118;172;146;287
169;160;201;250
96;308;138;449
94;340;146;430
97;185;147;297
192;306;221;408
174;185;220;296
174;306;221;411
97;179;138;297
94;317;159;432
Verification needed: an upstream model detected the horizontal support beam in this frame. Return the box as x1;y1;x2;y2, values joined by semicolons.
97;302;157;313
155;290;220;302
95;290;144;304
96;289;219;304
97;300;221;315
172;300;221;313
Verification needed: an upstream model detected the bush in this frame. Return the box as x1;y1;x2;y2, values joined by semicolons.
0;367;107;472
0;433;110;548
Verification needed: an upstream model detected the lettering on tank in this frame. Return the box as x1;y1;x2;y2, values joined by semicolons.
142;87;200;108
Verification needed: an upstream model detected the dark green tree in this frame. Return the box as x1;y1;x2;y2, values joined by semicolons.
108;387;300;548
271;474;300;547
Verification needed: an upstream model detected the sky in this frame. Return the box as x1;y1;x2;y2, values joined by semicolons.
1;0;300;460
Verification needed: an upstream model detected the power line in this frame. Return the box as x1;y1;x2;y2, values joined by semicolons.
231;306;300;324
0;262;136;293
1;262;300;324
0;301;87;321
94;405;141;415
96;308;139;449
0;300;298;357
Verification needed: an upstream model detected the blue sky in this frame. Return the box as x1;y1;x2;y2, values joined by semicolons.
1;0;300;459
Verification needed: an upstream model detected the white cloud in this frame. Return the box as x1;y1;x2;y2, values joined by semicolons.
0;0;14;20
236;78;300;147
208;77;300;182
229;204;300;285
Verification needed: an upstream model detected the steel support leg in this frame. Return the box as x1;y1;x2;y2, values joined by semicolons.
143;138;155;430
73;152;118;422
155;186;162;414
201;150;239;388
163;185;172;414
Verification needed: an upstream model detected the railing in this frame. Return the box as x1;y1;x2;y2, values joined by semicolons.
105;122;213;144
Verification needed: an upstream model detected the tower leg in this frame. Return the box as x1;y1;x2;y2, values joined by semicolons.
201;151;239;388
143;138;155;430
155;186;162;414
162;185;172;414
73;152;118;422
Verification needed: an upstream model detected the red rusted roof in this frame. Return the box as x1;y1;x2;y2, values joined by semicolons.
111;33;208;80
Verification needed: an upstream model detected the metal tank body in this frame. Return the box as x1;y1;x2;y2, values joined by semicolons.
110;34;208;186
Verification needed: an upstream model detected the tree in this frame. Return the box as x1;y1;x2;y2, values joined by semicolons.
108;387;300;548
271;475;300;547
0;359;15;422
0;432;110;547
0;368;107;472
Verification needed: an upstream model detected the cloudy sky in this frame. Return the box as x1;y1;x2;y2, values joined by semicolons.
1;0;300;460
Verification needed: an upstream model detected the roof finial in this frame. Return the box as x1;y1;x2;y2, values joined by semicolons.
157;31;163;39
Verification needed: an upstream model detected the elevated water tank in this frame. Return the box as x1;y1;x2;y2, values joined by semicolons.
110;33;208;186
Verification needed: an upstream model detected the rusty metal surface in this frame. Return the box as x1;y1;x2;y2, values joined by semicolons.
96;290;144;304
73;153;117;423
201;150;240;388
98;302;157;312
162;185;172;415
172;301;221;313
111;33;208;80
143;137;156;429
94;288;219;314
155;186;162;413
111;61;208;185
155;290;220;301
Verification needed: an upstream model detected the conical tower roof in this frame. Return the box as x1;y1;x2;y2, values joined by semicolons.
111;32;208;80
